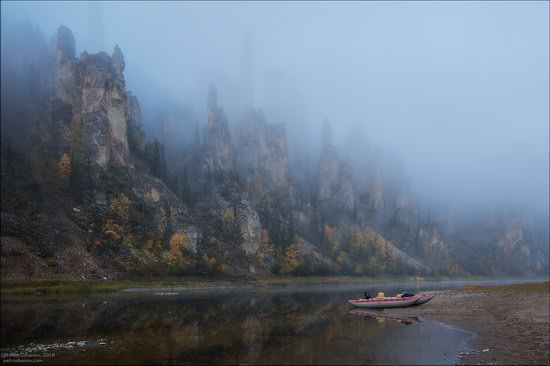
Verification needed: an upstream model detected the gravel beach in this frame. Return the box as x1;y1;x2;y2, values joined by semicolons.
390;282;550;365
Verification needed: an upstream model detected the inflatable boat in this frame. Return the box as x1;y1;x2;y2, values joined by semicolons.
348;296;420;308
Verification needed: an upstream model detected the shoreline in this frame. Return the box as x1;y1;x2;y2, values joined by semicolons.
2;275;547;296
390;282;550;365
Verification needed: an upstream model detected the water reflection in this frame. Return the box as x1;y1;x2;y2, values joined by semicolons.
349;309;422;325
1;287;472;365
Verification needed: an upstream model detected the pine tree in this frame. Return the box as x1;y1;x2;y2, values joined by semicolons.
69;153;83;199
67;117;83;163
160;143;168;180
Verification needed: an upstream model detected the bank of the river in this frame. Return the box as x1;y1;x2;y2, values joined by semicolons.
394;282;550;365
0;275;523;296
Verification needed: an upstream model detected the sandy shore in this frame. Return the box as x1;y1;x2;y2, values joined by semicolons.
390;282;549;365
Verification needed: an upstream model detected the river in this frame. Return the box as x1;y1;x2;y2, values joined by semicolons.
1;278;545;365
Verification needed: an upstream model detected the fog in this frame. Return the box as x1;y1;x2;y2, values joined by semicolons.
2;1;548;217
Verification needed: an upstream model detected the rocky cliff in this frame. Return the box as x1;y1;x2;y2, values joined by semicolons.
236;110;290;193
52;25;132;168
79;46;129;167
318;121;355;208
126;91;145;155
1;24;201;279
1;23;547;280
203;85;235;174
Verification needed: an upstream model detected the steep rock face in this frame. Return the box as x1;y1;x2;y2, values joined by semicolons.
318;122;354;208
338;161;355;209
239;202;262;256
126;91;145;154
130;171;197;243
318;147;339;200
54;25;78;106
236;110;290;193
496;216;531;256
49;25;79;151
294;237;336;271
417;225;449;259
80;45;129;167
203;86;235;173
391;245;429;272
489;214;548;271
51;26;132;168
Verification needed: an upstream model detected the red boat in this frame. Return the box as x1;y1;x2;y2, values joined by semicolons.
348;296;420;308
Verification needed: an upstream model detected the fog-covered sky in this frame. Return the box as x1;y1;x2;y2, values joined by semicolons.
2;1;548;216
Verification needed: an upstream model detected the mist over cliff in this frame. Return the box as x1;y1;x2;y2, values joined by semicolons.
3;1;548;217
1;2;548;279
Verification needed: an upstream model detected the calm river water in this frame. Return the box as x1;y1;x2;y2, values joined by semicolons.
1;278;544;365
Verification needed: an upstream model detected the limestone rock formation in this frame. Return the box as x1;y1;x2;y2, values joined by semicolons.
239;202;262;256
3;22;548;280
203;85;235;173
130;171;196;242
54;25;78;105
318;121;355;208
236;110;290;193
126;91;145;154
80;46;129;167
49;25;133;168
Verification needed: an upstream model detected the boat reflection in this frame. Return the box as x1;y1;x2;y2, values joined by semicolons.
349;309;422;325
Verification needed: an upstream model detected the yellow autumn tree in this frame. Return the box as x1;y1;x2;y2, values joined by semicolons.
144;238;161;258
284;244;300;272
363;227;378;257
350;228;362;250
103;219;124;241
58;153;71;181
111;193;130;221
350;227;368;256
336;250;348;265
122;234;136;249
324;224;339;252
168;232;189;260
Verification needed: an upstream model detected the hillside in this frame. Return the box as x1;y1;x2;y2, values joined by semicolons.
1;24;548;280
